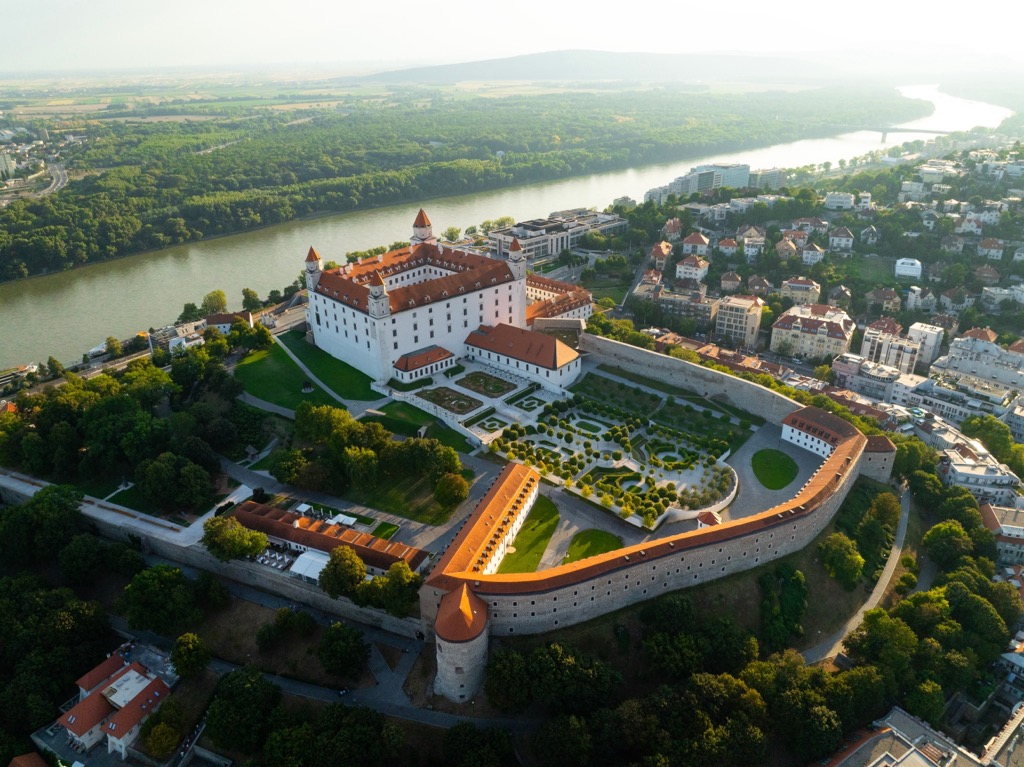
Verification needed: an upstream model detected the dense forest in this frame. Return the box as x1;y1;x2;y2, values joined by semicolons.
0;86;930;281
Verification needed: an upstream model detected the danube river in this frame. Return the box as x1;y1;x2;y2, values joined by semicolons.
0;85;1012;370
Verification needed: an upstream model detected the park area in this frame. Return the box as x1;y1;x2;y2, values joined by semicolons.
276;330;377;400
234;341;339;410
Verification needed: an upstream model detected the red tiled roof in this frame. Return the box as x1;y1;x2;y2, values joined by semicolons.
719;238;737;247
9;754;48;767
961;327;998;342
59;662;148;737
783;406;859;444
980;238;1003;249
978;503;1002;533
413;208;431;228
864;435;896;453
232;502;428;572
465;324;579;370
509;238;522;252
368;270;385;287
205;311;252;327
393;345;454;372
314;243;516;316
697;511;720;525
1008;339;1024;354
650;241;673;257
76;653;127;693
105;677;170;738
435;584;488;643
867;317;902;335
682;232;710;245
306;246;321;263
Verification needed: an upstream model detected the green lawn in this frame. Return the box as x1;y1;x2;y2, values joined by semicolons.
588;284;630;304
751;449;799;490
277;331;378;400
108;484;165;516
563;529;623;564
497;496;561;574
74;475;123;500
372;521;400;540
361;401;474;453
234;342;339;411
343;474;452;526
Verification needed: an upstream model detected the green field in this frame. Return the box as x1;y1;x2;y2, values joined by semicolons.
108;485;164;516
233;341;339;411
497;497;561;574
343;474;453;526
277;330;378;400
563;529;623;564
751;449;799;490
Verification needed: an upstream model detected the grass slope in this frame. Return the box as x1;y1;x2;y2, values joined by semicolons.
498;496;560;574
277;331;378;400
234;342;338;411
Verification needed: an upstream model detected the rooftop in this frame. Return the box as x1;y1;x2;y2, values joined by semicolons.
465;323;579;370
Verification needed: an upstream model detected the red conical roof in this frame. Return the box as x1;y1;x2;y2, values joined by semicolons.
509;238;522;252
306;246;321;263
413;208;431;228
368;270;386;288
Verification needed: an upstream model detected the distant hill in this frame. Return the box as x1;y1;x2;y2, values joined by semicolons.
357;50;838;85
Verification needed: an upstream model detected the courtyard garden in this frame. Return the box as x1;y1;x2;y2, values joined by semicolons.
489;390;740;529
563;529;623;565
457;371;517;397
416;386;483;415
497;497;561;574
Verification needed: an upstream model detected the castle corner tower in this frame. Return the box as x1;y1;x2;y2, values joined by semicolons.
410;208;436;247
305;246;323;290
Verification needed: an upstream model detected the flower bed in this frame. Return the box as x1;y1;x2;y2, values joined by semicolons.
416;386;483;415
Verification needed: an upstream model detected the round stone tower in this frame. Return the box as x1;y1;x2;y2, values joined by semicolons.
433;583;489;702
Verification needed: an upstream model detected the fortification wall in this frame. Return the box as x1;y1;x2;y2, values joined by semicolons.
578;333;800;424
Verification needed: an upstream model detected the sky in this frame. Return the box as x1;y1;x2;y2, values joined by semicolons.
6;0;1024;75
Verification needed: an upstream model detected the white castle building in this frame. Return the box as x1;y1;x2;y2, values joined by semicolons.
304;210;585;390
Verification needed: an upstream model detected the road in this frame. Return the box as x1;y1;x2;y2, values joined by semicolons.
802;485;911;664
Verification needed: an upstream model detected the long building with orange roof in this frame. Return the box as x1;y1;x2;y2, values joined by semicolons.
422;404;894;702
303;210;587;390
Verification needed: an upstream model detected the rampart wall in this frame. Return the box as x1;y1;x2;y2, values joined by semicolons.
578;333;800;423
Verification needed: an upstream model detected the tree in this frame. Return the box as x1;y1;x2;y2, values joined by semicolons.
177;302;203;323
531;715;592;767
201;515;267;561
170;633;210;679
484;649;534;712
905;679;945;726
318;622;370;678
818;533;864;590
200;289;227;315
434;472;469;506
117;565;200;635
922;520;974;569
441;226;461;242
205;667;282;754
105;335;123;358
241;287;262;312
319;545;367;598
58;534;109;585
145;722;180;760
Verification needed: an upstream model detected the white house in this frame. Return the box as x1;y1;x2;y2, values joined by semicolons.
978;238;1005;260
742;237;764;262
681;232;710;256
823;192;855;211
801;243;826;265
828;227;854;251
894;258;922;279
860;225;879;245
464;323;581;392
675;254;709;282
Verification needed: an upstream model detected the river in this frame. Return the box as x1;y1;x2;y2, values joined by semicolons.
0;85;1012;370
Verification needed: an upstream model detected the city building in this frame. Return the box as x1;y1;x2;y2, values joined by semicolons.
748;167;782;190
488;211;627;258
906;322;945;364
779;276;821;306
771;304;855;359
905;286;937;313
747;275;773;296
800;243;826;265
680;232;710;256
980;504;1024;565
717;237;738;256
823;191;856;210
860;319;920;374
865;288;901;313
650;241;673;270
720;271;742;293
939;441;1021;506
464;323;583;390
828;226;854;251
715;294;764;349
692;163;750;189
932;328;1024;391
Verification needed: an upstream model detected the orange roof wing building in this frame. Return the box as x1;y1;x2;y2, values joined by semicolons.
465;324;579;370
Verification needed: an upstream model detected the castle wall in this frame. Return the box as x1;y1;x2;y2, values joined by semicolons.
578;333;799;423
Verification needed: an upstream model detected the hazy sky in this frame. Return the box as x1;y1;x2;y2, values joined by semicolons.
7;0;1024;74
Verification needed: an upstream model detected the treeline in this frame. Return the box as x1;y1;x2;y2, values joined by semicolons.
0;86;929;281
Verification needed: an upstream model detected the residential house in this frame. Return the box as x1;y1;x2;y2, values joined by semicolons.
662;218;683;243
720;271;742;293
742;237;764;262
860;318;920;374
780;276;822;306
717;237;738;256
681;232;710;256
791;217;829;234
827;284;852;308
979;238;1005;260
823;192;855;210
939;442;1021;506
941;235;965;253
975;264;1002;286
954;216;983;235
780;229;809;248
894;258;922;279
649;241;673;271
775;238;798;259
675;254;709;283
859;225;879;245
939;287;976;313
907;322;945;364
736;224;766;240
801;243;826;265
865;288;901;313
828;227;854;252
920;209;942;230
747;274;773;296
905;286;936;313
1015;247;1024;263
